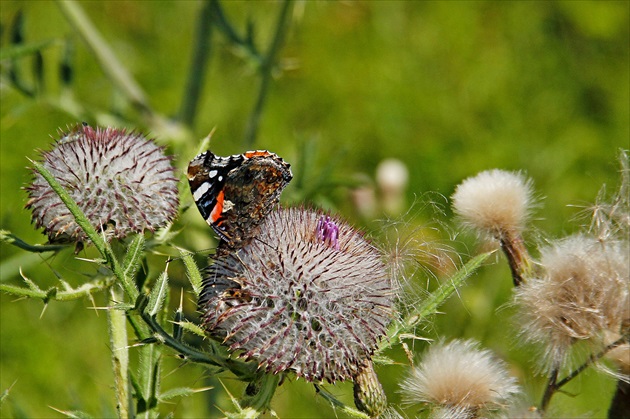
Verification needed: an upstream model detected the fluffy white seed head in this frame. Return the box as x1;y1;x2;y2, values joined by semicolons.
400;339;520;417
199;207;394;383
514;235;630;373
451;169;534;238
26;124;179;243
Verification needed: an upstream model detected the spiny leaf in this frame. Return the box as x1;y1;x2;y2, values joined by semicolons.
122;234;145;280
180;249;202;297
172;319;206;339
382;251;493;350
159;386;213;401
147;269;169;317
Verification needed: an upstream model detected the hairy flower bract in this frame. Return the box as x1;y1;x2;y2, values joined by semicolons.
26;124;179;243
199;207;393;383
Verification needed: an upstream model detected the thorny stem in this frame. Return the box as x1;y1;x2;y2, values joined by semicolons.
381;252;493;352
539;335;629;413
314;385;370;418
140;310;257;381
243;0;294;146
108;288;132;419
242;372;281;411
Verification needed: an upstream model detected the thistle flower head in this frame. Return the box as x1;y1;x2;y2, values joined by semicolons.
400;339;520;418
514;235;630;373
26;124;179;243
199;207;393;383
451;169;534;238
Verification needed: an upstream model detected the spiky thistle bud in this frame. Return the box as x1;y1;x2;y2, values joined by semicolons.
353;359;387;417
400;339;520;418
514;235;629;375
451;169;535;286
26;124;179;243
199;207;393;384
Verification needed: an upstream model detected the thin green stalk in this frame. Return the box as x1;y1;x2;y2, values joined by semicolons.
179;0;214;127
209;0;261;62
29;159;139;301
109;288;132;419
243;0;294;146
56;0;150;114
314;385;370;419
1;230;68;253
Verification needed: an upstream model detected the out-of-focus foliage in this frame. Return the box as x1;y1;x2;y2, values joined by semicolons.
1;1;627;418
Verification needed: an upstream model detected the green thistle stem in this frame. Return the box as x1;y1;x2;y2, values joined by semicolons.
108;288;132;419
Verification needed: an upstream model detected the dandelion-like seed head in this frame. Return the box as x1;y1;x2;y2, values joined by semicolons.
514;235;630;373
26;124;179;243
400;339;520;417
199;207;394;383
451;169;534;238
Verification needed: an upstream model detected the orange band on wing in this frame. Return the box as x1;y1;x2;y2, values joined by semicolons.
244;150;272;158
210;190;224;223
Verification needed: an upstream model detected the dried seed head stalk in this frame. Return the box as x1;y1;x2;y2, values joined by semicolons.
452;169;535;286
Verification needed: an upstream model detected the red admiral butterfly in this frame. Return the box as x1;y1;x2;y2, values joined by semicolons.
187;150;292;250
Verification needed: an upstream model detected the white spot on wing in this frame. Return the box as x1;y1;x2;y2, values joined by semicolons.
193;182;211;201
209;170;218;178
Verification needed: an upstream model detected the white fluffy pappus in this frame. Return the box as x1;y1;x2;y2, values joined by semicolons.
514;234;630;374
451;169;534;238
400;339;520;418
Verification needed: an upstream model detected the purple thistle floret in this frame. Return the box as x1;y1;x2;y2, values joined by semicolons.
316;215;340;250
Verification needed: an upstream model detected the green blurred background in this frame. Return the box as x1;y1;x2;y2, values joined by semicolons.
1;1;628;418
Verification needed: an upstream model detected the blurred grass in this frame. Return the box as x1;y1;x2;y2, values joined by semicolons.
1;1;628;418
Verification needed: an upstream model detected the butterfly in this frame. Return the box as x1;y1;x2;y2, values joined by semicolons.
187;150;292;250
